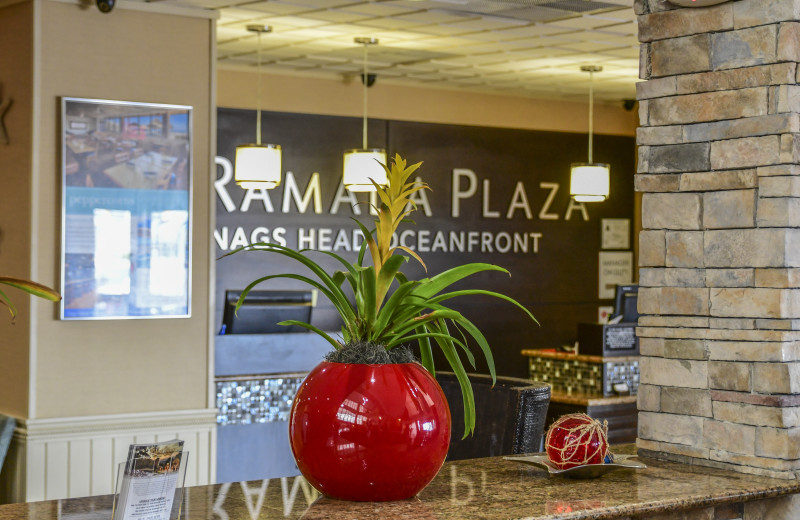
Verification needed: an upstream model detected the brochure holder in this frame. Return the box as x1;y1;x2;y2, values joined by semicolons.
112;451;189;520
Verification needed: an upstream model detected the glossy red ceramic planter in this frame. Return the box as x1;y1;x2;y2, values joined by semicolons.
289;361;451;501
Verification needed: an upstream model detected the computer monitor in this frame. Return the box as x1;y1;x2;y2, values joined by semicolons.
612;284;639;323
221;290;313;334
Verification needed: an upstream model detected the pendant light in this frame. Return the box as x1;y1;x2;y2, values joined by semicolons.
343;37;387;193
570;65;609;203
235;25;282;190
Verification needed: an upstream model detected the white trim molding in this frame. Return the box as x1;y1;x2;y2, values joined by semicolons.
1;409;217;503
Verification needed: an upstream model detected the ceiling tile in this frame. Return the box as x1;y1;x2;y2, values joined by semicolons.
136;0;640;102
412;24;481;37
217;26;249;40
392;10;475;25
217;8;268;22
217;39;259;55
595;20;637;35
554;40;626;53
496;24;577;40
543;16;613;31
264;15;331;27
496;6;578;23
443;16;529;32
599;47;640;59
232;1;313;16
587;10;636;23
337;2;418;17
446;53;507;65
287;0;360;8
284;27;348;38
301;10;372;23
176;0;227;8
353;17;430;30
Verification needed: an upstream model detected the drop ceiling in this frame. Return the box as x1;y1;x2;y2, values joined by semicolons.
170;0;640;102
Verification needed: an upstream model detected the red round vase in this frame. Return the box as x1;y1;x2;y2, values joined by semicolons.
289;361;451;501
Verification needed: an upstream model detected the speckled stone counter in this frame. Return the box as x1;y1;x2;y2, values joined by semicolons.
1;445;799;520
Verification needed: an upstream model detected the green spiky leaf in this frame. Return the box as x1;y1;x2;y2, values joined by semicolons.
220;155;537;436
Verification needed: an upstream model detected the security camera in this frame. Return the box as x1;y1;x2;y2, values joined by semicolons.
96;0;114;13
361;73;377;88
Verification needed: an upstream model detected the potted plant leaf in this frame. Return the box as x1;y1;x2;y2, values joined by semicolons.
0;277;61;322
224;154;537;501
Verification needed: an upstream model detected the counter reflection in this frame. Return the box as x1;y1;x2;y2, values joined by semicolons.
209;465;489;519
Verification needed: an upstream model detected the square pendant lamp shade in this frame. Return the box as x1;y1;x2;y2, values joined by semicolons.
235;143;282;190
344;37;387;193
569;65;609;202
570;163;610;202
234;25;282;190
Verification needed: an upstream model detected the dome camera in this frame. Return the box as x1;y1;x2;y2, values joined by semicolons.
96;0;114;13
361;73;377;88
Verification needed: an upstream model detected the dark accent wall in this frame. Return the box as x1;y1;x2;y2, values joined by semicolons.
216;108;635;378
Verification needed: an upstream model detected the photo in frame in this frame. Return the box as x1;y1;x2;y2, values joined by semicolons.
60;98;192;319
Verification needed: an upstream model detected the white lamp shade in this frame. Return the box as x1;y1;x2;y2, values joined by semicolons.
235;144;282;190
570;163;610;202
343;149;388;192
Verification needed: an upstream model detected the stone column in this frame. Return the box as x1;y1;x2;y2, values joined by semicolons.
636;0;800;479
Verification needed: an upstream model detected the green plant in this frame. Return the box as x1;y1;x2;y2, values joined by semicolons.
0;276;61;322
225;154;537;436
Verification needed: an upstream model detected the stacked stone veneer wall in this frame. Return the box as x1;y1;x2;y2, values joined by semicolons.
635;0;800;479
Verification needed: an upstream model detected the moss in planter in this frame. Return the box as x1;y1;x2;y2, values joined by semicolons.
325;342;416;364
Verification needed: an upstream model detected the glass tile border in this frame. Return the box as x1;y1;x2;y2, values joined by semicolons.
215;373;307;425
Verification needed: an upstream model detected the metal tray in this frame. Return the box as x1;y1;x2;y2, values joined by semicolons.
503;454;646;479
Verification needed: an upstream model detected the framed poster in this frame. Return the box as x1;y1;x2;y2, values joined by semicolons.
60;98;192;319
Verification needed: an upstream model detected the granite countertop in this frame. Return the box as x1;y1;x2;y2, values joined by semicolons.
2;445;799;520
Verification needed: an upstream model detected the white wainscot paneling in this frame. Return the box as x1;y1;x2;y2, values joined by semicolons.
9;408;217;502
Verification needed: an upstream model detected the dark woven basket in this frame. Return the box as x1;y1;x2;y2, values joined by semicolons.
435;372;551;461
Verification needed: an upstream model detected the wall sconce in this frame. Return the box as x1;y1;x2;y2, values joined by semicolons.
570;65;609;203
343;37;387;193
235;25;282;190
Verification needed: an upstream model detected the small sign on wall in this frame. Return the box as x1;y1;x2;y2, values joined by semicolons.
598;251;633;299
601;218;630;250
598;305;614;324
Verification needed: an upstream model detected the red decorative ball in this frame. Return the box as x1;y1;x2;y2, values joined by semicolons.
545;413;609;469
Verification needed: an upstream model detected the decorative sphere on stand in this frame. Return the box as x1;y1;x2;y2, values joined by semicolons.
545;413;610;469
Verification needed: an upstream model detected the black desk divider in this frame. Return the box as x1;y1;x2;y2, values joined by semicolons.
221;290;314;335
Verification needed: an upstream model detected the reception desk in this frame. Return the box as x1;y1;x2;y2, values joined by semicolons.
214;332;332;482
2;446;798;520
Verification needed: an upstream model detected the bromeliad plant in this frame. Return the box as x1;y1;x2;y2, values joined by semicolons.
226;154;537;436
0;277;61;322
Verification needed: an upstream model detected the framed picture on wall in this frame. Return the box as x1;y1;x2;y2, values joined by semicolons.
60;97;192;319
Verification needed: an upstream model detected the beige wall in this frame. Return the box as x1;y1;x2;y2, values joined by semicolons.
1;1;633;420
0;0;215;419
218;68;638;137
0;0;34;419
